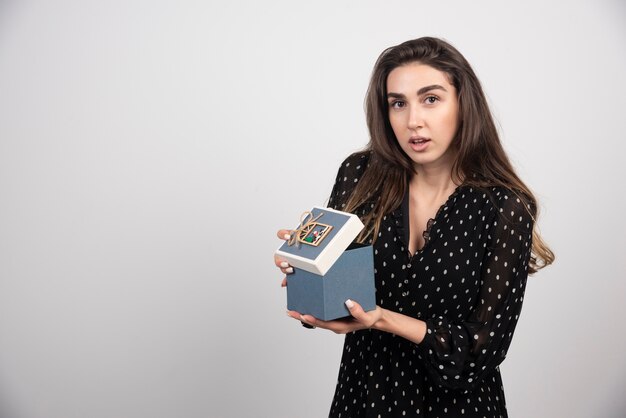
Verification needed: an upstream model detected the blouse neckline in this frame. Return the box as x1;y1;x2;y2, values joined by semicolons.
394;184;464;257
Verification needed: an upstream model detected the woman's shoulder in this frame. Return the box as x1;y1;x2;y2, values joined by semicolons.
332;151;372;184
490;186;535;216
328;151;372;210
337;151;371;173
460;184;533;208
460;184;536;228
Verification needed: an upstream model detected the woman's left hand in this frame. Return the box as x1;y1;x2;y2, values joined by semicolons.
287;299;384;334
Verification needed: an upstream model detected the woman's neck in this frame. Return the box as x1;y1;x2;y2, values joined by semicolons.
411;160;459;198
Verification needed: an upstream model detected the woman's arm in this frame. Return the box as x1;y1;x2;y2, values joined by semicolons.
374;306;427;343
407;191;534;390
290;299;428;343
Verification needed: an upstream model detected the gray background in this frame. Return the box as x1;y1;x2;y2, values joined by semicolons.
0;0;625;417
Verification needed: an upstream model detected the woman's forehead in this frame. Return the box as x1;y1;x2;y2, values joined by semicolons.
387;63;454;91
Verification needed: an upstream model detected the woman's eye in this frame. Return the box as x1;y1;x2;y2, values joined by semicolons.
425;96;439;104
390;101;405;109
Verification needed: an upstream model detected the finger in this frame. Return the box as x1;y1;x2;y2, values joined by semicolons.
274;256;289;268
287;310;302;320
274;258;294;274
300;314;354;334
278;266;294;275
299;314;320;328
344;299;366;320
281;277;287;287
276;229;293;240
288;311;325;330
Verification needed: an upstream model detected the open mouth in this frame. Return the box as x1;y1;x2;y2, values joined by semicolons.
408;136;431;151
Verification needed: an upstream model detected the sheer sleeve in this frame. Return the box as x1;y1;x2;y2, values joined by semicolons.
416;189;535;391
327;152;370;211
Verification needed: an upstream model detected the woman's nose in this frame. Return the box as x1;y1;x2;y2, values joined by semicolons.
407;106;423;129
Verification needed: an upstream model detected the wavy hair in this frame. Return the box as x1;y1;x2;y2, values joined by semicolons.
344;37;554;273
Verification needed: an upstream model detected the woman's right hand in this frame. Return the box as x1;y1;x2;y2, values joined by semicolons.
274;229;294;287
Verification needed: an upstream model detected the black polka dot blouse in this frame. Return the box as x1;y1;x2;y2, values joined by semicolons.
326;153;534;418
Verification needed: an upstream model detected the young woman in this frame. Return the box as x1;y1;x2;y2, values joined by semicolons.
275;37;554;417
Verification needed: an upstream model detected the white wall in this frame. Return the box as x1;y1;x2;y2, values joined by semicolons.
0;1;624;417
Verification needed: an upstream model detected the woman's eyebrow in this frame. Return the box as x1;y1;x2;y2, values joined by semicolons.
387;84;448;99
417;84;448;95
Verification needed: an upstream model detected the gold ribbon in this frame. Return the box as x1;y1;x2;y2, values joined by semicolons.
288;211;324;247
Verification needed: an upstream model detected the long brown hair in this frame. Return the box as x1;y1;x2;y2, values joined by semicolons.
344;37;554;273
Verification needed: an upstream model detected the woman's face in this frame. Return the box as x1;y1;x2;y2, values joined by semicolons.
386;63;460;171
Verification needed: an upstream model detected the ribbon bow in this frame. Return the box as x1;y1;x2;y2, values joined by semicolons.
288;211;324;247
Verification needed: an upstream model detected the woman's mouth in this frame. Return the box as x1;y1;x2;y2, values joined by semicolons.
409;137;430;151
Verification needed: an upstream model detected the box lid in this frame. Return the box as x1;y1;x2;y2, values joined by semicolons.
275;206;364;276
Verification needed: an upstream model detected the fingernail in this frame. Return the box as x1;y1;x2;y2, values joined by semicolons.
283;233;291;240
299;315;306;322
345;299;354;309
280;262;289;268
285;267;294;274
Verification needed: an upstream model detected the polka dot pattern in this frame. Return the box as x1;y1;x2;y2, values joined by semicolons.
327;153;534;417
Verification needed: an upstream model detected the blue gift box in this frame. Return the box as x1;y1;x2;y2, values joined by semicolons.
276;207;376;321
286;242;376;321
